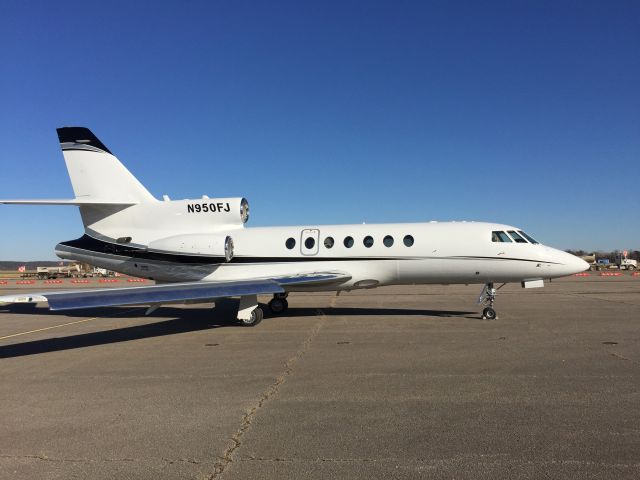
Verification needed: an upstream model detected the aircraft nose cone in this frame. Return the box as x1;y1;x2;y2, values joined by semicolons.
578;257;590;272
563;251;590;274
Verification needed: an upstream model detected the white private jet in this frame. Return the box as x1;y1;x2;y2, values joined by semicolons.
0;127;588;325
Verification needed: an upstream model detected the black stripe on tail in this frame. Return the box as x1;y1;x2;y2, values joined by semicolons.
56;127;112;154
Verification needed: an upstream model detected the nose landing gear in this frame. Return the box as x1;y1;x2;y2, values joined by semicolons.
478;283;504;320
482;306;497;320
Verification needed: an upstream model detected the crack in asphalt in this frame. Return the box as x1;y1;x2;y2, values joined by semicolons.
5;453;638;470
239;455;640;468
0;454;136;463
0;454;202;465
209;314;326;479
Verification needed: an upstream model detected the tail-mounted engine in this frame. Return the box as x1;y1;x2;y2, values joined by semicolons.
82;197;249;246
148;234;234;261
182;197;249;225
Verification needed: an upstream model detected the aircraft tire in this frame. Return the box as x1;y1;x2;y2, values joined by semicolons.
482;307;496;320
268;298;288;315
238;307;263;327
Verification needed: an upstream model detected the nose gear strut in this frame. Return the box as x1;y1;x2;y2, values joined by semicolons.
477;283;505;320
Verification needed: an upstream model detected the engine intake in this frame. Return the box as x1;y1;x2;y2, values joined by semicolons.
183;197;249;224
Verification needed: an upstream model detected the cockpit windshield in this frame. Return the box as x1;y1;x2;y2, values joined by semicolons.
507;231;527;243
517;230;539;244
491;231;512;243
492;230;540;244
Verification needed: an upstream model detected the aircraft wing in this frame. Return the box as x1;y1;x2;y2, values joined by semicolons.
0;272;350;311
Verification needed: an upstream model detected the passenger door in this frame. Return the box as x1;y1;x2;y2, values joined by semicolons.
300;229;320;256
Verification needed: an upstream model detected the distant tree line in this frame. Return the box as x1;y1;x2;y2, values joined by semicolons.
565;250;640;261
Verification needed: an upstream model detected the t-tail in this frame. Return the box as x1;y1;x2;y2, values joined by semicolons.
0;127;158;235
56;127;155;204
1;127;247;248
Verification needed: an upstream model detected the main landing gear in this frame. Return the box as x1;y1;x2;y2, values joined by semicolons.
236;293;289;326
478;282;504;320
268;293;289;315
236;295;263;327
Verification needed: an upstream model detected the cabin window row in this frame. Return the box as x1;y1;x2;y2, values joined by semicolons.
285;235;414;250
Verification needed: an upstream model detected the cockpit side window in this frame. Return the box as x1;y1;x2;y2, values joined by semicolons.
491;231;512;242
507;230;528;243
518;231;539;244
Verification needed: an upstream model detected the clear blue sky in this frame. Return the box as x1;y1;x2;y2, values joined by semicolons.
1;1;638;259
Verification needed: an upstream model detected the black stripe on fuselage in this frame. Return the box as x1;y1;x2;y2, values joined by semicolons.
59;235;562;266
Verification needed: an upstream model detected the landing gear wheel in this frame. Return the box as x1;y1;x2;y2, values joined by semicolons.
268;298;289;315
478;282;503;320
238;307;263;327
482;307;496;320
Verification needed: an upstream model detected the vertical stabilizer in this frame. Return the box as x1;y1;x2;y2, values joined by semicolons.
57;127;156;204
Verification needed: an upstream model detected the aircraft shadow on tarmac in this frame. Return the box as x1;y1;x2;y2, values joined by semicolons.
0;302;477;358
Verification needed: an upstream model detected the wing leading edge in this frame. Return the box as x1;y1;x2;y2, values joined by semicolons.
0;273;350;311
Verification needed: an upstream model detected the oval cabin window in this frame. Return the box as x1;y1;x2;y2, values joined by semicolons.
403;235;414;247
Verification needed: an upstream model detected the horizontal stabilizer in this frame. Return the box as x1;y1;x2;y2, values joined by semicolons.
0;199;136;206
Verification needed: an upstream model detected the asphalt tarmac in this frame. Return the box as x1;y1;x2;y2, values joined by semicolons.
1;276;639;479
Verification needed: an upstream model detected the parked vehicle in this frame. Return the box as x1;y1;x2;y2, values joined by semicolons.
581;254;637;271
90;267;116;277
36;264;81;279
615;255;637;271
